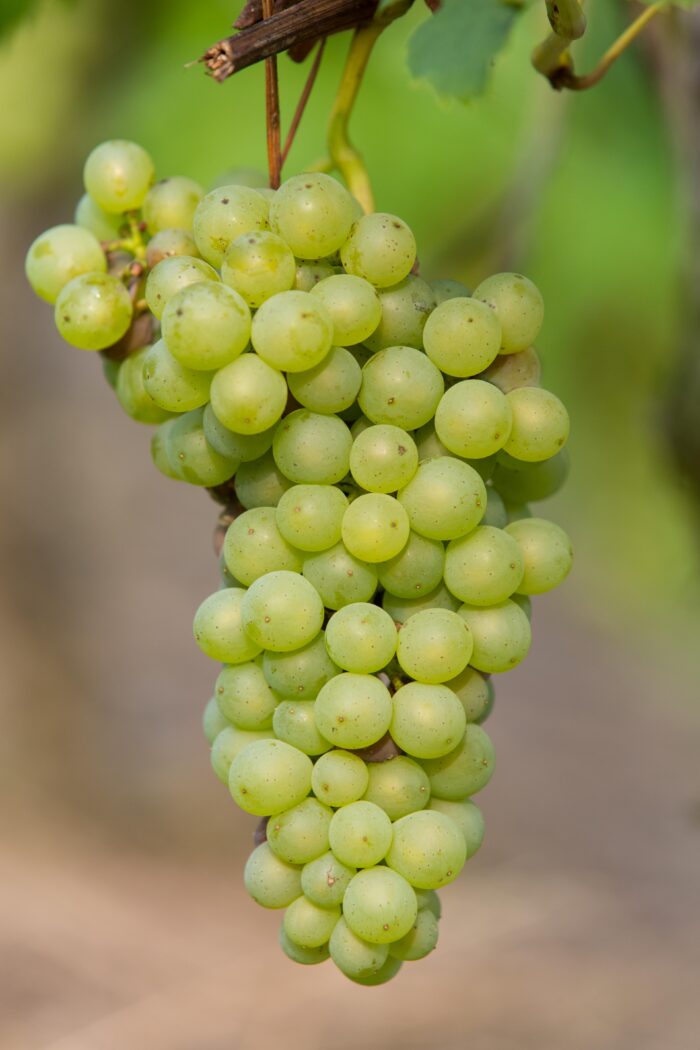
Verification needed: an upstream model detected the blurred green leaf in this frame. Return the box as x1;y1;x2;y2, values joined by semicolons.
0;0;39;37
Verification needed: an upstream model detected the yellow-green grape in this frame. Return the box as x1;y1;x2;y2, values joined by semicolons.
364;275;436;352
469;454;499;482
193;185;269;267
388;907;439;962
55;273;132;350
210;726;273;784
215;661;279;731
328;801;393;868
244;842;302;908
221;230;296;308
267;797;333;864
295;258;338;292
349;954;403;985
210;166;268;189
235;450;293;508
273;701;331;756
340;213;416;288
161;282;251;371
349;424;418;494
359;346;444;430
273;410;352;484
378;531;444;600
283;896;340;949
301;851;356;908
413;422;450;462
382;582;459;624
325;602;397;674
473;272;544;354
142;176;204;233
269;173;355;259
145;255;219;319
145;228;199;268
343;866;417;943
492;448;569;503
315;673;392;749
423;297;501;377
193;588;262;664
457;599;531;673
505;517;573;594
275;484;348;552
229;738;313;816
309;273;381;346
311;749;369;807
26;224;107;303
428;798;485;858
142;340;212;412
480;345;541;393
341;493;410;563
386;810;466;889
396;609;472;685
391;682;466;759
398;456;486;541
430;277;471;304
203;696;230;746
252;290;333;372
444;525;524;606
287;347;362;415
444;666;492;723
329;917;389;980
83;140;155;213
242;570;324;652
210;354;287;435
74;194;123;241
115;347;172;424
223;507;302;585
510;592;532;620
151;419;182;481
415;889;442;918
303;542;378;610
102;356;121;389
363;756;431;820
483;487;508;528
279;927;330;965
504;387;570;462
166;408;237;486
420;724;495;800
435;379;513;459
203;404;275;463
263;632;338;700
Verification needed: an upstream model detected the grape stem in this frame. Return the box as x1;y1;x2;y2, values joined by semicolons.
281;37;327;166
262;0;282;189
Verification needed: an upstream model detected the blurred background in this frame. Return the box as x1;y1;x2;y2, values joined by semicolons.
1;1;699;1047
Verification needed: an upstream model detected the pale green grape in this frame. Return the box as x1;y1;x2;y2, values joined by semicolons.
391;682;466;759
252;290;333;372
428;798;484;858
229;738;312;816
142;176;204;233
349;954;402;985
396;610;472;685
397;457;486;541
458;599;531;672
423;297;501;377
349;424;418;493
444;525;524;606
151;419;182;481
235;450;292;508
262;633;338;700
161;282;251;370
359;346;444;429
193;588;262;664
510;592;532;619
388;908;439;961
421;724;495;799
364;276;436;352
505;517;573;594
273;410;352;484
430;277;471;304
221;230;295;307
378;531;445;600
223;507;302;585
386;810;466;889
210;166;268;189
219;552;241;588
482;487;508;528
295;258;338;292
142;340;213;412
74;194;123;241
244;842;302;909
340;213;416;288
480;345;541;392
314;673;392;749
275;484;348;553
415;889;441;918
145;256;219;320
329;917;389;979
287;347;361;414
242;570;324;652
309;273;381;346
413;422;450;462
279;927;329;965
267;797;333;864
328;801;392;868
302;542;378;609
473;272;544;353
55;273;132;350
210;726;273;784
444;666;492;723
382;582;459;624
203;696;230;745
145;228;199;268
342;867;417;943
193;185;269;267
324;603;397;674
350;415;373;439
504;388;570;462
215;660;279;730
469;454;499;482
283;896;340;948
115;347;172;424
301;851;356;908
435;379;513;459
210;354;287;435
341;493;410;563
83;140;155;212
363;756;430;820
273;701;331;756
26;223;106;303
102;356;120;389
269;172;354;259
492;448;569;503
311;750;369;807
165;407;237;486
203;404;275;463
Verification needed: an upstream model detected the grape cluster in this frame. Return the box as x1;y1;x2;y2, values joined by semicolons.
26;140;573;985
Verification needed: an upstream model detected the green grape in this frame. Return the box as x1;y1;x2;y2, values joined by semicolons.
328;801;392;868
480;345;541;392
165;407;237;486
349;954;403;985
469;455;499;482
504;387;570;462
363;756;430;820
235;450;293;508
210;166;268;189
142;340;212;413
283;896;340;949
413;422;450;462
505;517;573;594
223;507;302;585
391;682;466;759
145;228;199;268
275;484;348;553
244;842;302;908
193;588;262;664
378;531;444;600
510;592;532;619
386;810;466;889
26;223;106;303
203;696;230;745
444;666;492;723
102;356;121;389
396;609;473;685
435;380;513;459
273;701;331;756
74;194;123;241
210;354;287;435
311;750;369;807
430;277;471;304
193;185;269;267
269;172;354;259
219;551;241;588
301;851;356;908
349;424;418;494
161;282;251;371
267;797;333;864
221;230;295;307
273;410;352;484
203;404;275;463
350;415;374;439
242;570;324;652
423;297;501;377
340;213;416;288
142;176;204;233
229;738;313;816
215;661;279;730
359;346;444;430
342;867;417;943
144;256;219;320
398;456;486;541
54;273;132;351
302;542;378;609
115;346;172;424
482;487;508;528
262;633;338;700
309;273;381;346
314;673;392;749
210;726;273;784
382;582;459;624
151;419;182;481
473;272;544;354
388;907;439;961
421;724;495;800
83;140;155;213
492;448;569;503
287;347;362;415
444;525;524;606
324;603;397;674
428;798;484;859
341;493;410;563
295;258;338;292
252;290;333;373
415;889;442;919
364;276;436;353
457;599;531;673
279;927;330;965
329;917;389;980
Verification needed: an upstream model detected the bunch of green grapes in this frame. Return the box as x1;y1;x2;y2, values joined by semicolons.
26;140;573;986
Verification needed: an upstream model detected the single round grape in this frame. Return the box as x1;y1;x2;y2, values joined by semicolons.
287;346;362;414
423;297;501;376
314;673;392;749
83;140;155;212
223;507;302;585
193;588;262;664
283;896;340;949
382;582;460;624
364;275;436;353
142;340;212;412
311;750;369;807
444;666;492;723
74;194;123;241
413;422;450;462
363;756;430;821
269;173;354;259
430;277;471;304
145;228;199;268
444;525;524;606
244;842;302;909
469;454;499;482
142;176;203;233
505;517;573;594
421;724;495;799
340;213;416;288
391;682;466;759
480;345;541;392
242;570;324;652
504;387;570;462
295;258;338;292
165;407;237;486
273;410;352;484
252;290;333;373
301;851;356;908
482;487;508;529
267;797;333;864
349;954;403;985
26;224;106;303
275;484;348;554
235;450;292;508
398;456;486;541
359;346;444;430
324;603;396;674
473;272;544;353
341;493;410;563
221;230;295;307
210;166;268;189
386;810;466;889
102;356;121;389
203;696;230;746
115;346;172;424
378;531;444;600
161;282;251;371
342;867;417;944
302;542;378;609
415;889;442;919
151;420;182;481
279;926;330;965
229;738;312;816
210;353;287;435
510;592;532;620
262;633;338;700
396;609;473;685
309;273;381;346
145;256;219;319
435;379;513;459
328;801;392;868
349;424;418;494
273;701;331;756
210;726;273;784
54;272;132;350
329;917;389;980
492;448;569;503
203;404;275;463
215;661;279;730
388;907;439;962
428;798;485;858
458;599;531;673
193;185;269;267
